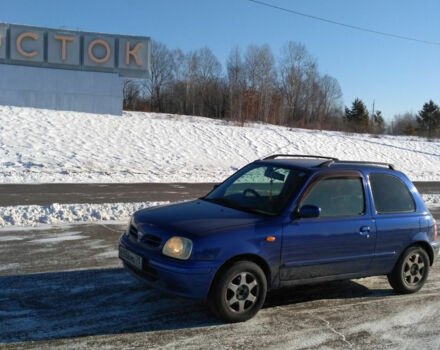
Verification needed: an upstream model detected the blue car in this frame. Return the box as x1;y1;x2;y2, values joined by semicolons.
119;155;439;322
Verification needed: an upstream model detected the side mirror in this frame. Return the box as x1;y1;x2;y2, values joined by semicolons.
297;205;321;219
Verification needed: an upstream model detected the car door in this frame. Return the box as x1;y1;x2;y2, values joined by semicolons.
280;171;376;281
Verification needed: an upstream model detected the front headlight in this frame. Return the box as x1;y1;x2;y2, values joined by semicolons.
162;236;193;260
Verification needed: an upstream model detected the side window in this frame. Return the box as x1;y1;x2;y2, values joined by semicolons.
301;177;365;217
369;173;415;214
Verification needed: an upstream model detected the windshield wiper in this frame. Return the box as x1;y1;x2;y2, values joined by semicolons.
202;197;236;207
201;197;274;216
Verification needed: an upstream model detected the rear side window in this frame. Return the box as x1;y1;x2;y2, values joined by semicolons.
369;173;415;214
301;177;365;217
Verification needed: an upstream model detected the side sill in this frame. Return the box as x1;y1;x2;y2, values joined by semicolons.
279;272;376;288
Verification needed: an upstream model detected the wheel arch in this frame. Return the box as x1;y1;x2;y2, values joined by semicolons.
208;254;272;297
404;241;434;266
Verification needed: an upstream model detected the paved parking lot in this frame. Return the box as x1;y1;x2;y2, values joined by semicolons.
0;183;215;206
1;218;439;349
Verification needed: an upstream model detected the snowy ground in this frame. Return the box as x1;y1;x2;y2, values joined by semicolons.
0;194;439;228
1;106;440;183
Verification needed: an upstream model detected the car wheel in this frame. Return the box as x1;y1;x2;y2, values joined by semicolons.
387;246;430;294
210;261;267;323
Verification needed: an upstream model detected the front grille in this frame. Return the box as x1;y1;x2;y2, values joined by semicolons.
129;225;162;248
142;234;162;247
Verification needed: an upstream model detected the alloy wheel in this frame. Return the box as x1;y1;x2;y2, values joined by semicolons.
225;272;259;313
402;252;425;286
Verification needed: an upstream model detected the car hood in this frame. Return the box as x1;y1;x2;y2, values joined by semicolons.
133;199;265;237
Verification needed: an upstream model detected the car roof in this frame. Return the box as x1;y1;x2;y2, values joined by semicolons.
258;158;327;169
256;155;396;172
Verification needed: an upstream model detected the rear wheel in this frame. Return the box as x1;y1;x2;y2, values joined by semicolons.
210;261;267;322
388;246;430;294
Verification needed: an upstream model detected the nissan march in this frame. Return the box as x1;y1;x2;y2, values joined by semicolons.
119;155;439;322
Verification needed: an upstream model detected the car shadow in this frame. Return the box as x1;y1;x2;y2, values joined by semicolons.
264;279;393;309
0;268;392;343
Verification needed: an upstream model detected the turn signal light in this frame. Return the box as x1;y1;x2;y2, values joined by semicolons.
266;236;276;242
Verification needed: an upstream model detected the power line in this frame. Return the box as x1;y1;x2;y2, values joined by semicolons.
246;0;440;46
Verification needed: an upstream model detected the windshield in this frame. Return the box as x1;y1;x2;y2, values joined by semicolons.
203;163;308;216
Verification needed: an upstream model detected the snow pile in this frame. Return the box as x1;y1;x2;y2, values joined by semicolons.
1;105;440;183
0;194;438;228
0;201;168;227
422;194;440;207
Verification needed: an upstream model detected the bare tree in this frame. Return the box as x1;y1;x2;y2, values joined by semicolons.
123;80;141;110
244;44;277;122
227;46;245;123
317;74;342;128
144;40;175;111
195;47;223;117
196;46;222;83
179;47;224;118
278;42;315;125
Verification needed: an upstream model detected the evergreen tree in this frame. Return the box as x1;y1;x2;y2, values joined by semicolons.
417;100;440;137
344;98;369;133
372;110;385;134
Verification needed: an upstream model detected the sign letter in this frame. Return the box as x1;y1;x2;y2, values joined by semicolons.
16;32;39;58
88;39;111;64
125;42;143;66
54;35;75;61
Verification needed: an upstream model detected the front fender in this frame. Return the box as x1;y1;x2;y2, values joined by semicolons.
198;227;282;291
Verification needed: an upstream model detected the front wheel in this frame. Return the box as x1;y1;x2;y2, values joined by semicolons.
210;261;267;322
388;246;430;294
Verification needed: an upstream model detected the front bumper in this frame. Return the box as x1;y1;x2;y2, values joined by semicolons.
119;234;216;299
431;241;440;264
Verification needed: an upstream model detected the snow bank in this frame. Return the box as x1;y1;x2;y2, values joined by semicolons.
422;194;440;208
1;106;440;183
0;201;168;227
0;194;439;228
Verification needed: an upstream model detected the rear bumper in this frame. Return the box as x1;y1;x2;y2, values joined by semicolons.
431;241;440;265
119;234;216;299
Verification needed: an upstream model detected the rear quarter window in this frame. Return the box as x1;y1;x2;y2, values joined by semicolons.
369;173;415;214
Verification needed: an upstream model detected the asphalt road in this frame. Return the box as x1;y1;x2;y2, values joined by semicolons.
0;183;215;206
0;181;438;206
1;218;440;349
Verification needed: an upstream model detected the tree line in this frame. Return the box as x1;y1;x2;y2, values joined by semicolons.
344;98;440;137
124;40;440;137
124;40;343;130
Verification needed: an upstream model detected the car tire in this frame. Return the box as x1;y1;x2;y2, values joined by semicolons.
387;246;430;294
210;261;267;323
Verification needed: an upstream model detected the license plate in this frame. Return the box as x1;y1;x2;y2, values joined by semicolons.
119;246;143;270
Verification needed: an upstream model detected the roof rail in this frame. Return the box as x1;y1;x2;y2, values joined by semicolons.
319;160;395;170
263;154;339;161
317;159;336;168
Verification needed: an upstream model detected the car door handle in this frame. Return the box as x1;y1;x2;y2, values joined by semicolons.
360;226;371;237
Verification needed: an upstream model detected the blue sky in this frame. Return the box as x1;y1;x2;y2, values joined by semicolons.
2;0;439;120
